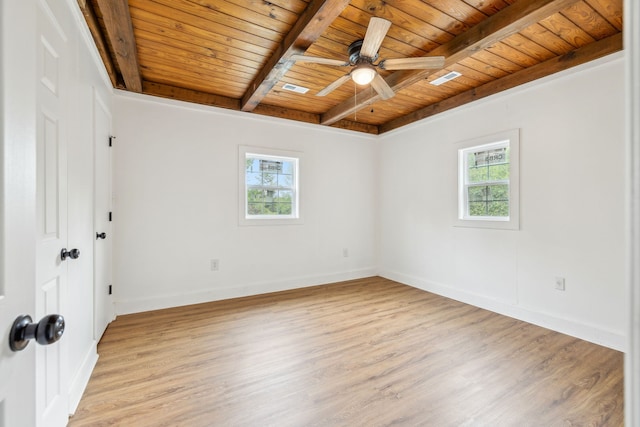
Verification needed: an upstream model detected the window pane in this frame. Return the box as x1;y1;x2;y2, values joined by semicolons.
278;174;293;187
277;202;292;215
247;188;264;202
469;202;486;216
488;184;508;201
280;161;293;175
278;190;292;201
468;166;488;182
262;173;276;186
467;185;509;217
262;201;276;214
488;164;509;180
260;160;282;173
468;186;486;202
487;201;509;217
246;172;262;186
248;203;263;215
246;158;259;172
473;147;508;166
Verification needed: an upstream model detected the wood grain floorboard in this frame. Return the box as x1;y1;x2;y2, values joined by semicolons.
68;277;623;426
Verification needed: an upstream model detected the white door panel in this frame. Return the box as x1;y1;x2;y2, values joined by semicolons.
35;0;70;425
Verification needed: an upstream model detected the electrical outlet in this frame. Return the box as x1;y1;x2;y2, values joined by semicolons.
554;277;565;291
211;259;219;271
343;248;349;258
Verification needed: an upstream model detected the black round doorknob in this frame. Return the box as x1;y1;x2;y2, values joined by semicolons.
60;248;80;261
9;314;65;352
96;232;106;240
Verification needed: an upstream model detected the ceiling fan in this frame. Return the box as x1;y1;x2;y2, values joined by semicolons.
290;17;445;100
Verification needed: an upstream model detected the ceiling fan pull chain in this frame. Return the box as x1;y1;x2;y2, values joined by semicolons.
370;86;374;113
354;81;357;121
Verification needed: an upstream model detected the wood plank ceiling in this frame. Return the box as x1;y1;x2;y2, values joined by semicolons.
78;0;623;135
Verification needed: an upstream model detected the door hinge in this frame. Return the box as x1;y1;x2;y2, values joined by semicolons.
109;135;115;147
108;285;112;295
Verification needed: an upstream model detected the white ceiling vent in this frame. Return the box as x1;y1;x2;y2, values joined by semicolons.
430;71;462;86
282;83;309;94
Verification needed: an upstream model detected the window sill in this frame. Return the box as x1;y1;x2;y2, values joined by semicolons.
453;217;519;230
239;216;304;227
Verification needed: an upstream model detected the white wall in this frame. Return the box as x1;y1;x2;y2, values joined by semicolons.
378;54;626;350
112;95;378;314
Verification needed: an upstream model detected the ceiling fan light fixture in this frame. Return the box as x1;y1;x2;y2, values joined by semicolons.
351;64;376;85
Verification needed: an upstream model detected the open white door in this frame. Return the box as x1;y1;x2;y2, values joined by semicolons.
0;1;38;424
93;91;113;340
3;1;105;425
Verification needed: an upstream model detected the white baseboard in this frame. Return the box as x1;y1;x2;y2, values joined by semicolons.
68;341;99;415
380;270;627;352
115;268;378;315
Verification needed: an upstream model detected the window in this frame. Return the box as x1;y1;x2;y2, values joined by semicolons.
464;142;510;217
239;146;301;225
456;129;519;230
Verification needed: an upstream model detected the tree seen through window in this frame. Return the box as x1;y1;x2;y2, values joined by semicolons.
465;145;510;218
245;156;296;217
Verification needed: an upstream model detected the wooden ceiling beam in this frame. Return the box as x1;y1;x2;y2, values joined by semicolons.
76;0;119;88
95;0;142;92
379;32;622;134
141;81;378;134
252;104;321;125
330;119;379;135
240;0;351;112
142;81;241;110
320;0;582;126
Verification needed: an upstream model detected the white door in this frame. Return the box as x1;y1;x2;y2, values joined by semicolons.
93;91;113;340
34;0;71;425
0;1;69;426
0;0;38;424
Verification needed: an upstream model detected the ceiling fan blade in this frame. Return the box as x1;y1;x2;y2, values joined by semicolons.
290;54;349;67
379;56;446;70
370;73;395;100
316;74;352;97
360;17;392;59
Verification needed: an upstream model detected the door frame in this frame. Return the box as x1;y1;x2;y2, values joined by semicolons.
625;0;640;424
93;88;114;340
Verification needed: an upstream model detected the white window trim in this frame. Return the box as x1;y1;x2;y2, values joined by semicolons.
238;145;303;226
455;129;520;230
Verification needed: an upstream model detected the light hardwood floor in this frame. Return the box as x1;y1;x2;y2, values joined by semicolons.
69;277;623;426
